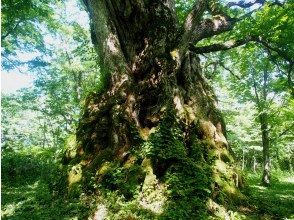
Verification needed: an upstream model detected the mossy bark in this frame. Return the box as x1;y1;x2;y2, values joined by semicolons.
69;0;245;218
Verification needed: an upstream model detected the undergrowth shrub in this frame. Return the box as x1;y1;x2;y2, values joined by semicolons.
2;147;55;185
1;146;69;196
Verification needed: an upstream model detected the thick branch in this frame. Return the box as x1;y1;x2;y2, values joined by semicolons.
227;0;265;8
193;0;284;43
191;35;294;64
194;15;238;42
255;37;293;63
181;0;208;48
163;0;176;12
228;0;284;8
184;0;208;34
190;37;253;54
184;0;280;51
178;0;209;62
278;123;294;138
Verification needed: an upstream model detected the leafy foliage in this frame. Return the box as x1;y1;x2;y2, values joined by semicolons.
1;0;102;150
1;0;59;70
1;0;294;219
203;43;293;174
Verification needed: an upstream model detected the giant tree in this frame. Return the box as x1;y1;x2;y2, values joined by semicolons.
62;0;293;218
2;0;292;218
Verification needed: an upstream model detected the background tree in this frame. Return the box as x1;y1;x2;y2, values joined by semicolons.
1;0;59;70
1;0;101;149
201;41;293;185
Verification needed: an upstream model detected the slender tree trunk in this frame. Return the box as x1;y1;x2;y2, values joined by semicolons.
289;156;293;172
260;112;270;185
72;70;82;103
287;63;294;98
253;70;271;185
68;1;244;217
252;153;257;173
242;148;245;170
42;120;47;148
65;51;83;103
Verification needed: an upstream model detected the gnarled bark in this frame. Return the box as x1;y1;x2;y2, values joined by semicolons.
68;1;245;218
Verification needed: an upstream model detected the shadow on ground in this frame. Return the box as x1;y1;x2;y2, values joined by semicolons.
1;148;89;220
244;173;294;219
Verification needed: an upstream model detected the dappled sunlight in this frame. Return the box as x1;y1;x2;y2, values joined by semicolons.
106;33;119;55
212;15;228;30
137;158;167;214
1;203;22;218
250;184;267;191
244;173;294;218
282;176;294;183
278;194;294;200
2;177;88;220
93;204;108;220
2;181;45;219
1;148;90;220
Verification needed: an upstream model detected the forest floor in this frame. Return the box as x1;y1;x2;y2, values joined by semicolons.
1;147;89;220
241;173;294;220
1;148;294;220
1;181;88;220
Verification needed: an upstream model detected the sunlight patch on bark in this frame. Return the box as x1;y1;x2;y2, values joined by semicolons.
212;15;227;30
173;95;184;115
215;159;227;174
110;74;128;95
200;120;217;139
93;204;107;220
139;127;156;141
185;13;193;31
106;33;119;55
139;159;167;214
68;164;82;187
183;105;196;124
224;40;236;47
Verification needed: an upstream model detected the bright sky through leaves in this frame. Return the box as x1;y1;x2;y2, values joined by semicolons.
1;0;89;94
0;0;266;94
1;72;35;94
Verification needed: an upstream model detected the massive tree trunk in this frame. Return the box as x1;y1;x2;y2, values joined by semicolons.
67;1;244;218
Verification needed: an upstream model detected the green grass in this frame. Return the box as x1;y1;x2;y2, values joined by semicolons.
1;182;89;220
243;172;294;219
2;147;294;219
1;147;91;220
